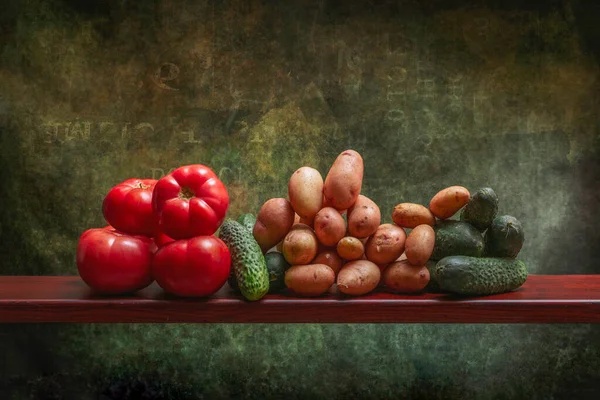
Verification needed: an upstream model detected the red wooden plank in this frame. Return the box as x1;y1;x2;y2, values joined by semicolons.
0;275;599;323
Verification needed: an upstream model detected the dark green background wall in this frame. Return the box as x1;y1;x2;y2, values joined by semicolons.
1;0;599;398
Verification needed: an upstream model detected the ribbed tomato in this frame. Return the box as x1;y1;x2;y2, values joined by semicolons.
102;178;157;236
76;226;157;294
152;236;231;297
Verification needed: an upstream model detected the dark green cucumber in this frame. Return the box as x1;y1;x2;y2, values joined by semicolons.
460;187;498;231
237;213;256;233
435;255;528;296
219;219;269;301
265;252;291;293
484;215;524;258
431;220;485;261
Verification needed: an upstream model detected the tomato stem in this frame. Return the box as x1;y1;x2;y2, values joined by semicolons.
178;186;195;200
138;182;150;190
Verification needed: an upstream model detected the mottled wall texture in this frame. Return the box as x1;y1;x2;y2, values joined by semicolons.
1;0;600;398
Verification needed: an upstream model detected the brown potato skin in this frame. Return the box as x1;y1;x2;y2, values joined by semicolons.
282;227;319;265
347;195;381;238
253;198;296;253
382;260;430;293
312;250;344;275
429;186;470;220
337;260;381;296
405;224;435;266
323;150;364;210
288;167;324;220
336;236;365;260
392;203;436;228
365;224;406;265
314;207;347;247
285;264;335;297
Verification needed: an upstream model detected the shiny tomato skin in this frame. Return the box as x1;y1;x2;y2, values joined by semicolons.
154;229;175;247
76;227;157;294
152;165;229;240
102;178;157;236
152;236;231;297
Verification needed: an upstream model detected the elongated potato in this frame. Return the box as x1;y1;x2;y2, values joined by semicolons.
405;224;435;266
314;207;347;247
253;198;296;253
337;260;381;296
429;186;470;220
382;260;430;293
392;203;435;228
285;264;335;297
282;226;319;265
365;224;406;264
347;195;381;238
312;249;344;274
323;150;364;210
288;167;324;220
336;236;364;260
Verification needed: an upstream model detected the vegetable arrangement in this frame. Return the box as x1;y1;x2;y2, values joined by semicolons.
76;150;528;300
224;149;528;300
76;164;232;297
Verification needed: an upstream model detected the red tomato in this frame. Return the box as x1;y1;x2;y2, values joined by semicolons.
152;165;229;239
76;227;157;294
154;229;175;247
102;178;157;236
152;236;231;297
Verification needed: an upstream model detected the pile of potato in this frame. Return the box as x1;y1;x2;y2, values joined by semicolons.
252;149;471;297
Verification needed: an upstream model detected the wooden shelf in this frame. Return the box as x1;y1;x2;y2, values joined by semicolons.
0;275;599;323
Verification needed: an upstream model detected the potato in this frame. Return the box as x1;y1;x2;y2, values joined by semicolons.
429;186;470;220
253;198;296;253
336;236;364;260
282;226;319;265
405;224;435;266
312;249;344;274
288;167;324;220
285;264;335;297
347;195;381;238
382;260;430;293
337;260;381;296
314;207;347;247
392;203;435;228
323;150;364;210
365;224;406;265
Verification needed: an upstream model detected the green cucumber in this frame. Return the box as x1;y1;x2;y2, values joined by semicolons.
431;220;485;261
219;219;269;301
265;252;291;293
460;187;498;231
484;215;524;258
237;213;256;233
435;255;528;296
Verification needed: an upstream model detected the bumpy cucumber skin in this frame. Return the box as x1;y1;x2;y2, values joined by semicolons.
219;219;269;301
431;220;485;261
227;213;257;291
424;260;443;293
237;213;256;233
484;215;524;258
435;255;528;296
460;187;499;231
